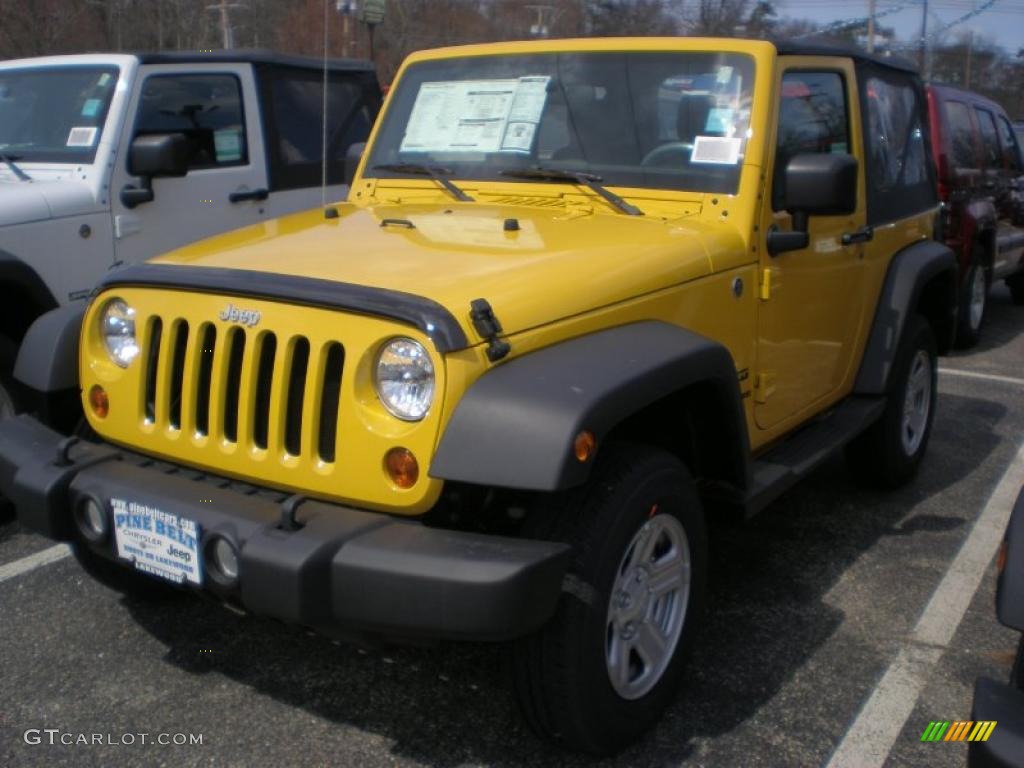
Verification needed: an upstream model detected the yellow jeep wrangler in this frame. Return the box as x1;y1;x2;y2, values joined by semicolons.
1;38;957;753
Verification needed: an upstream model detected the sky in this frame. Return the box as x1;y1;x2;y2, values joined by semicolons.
775;0;1024;54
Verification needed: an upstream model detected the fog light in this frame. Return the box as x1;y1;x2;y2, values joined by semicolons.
89;385;109;418
385;447;419;489
210;538;239;582
75;497;107;542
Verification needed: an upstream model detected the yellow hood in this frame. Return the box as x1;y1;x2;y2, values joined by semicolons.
152;201;729;344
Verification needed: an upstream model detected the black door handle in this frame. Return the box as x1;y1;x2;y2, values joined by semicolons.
841;225;874;246
229;188;269;203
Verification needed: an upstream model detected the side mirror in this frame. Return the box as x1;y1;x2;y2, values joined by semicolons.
768;153;858;256
344;142;366;187
128;133;190;178
121;133;190;209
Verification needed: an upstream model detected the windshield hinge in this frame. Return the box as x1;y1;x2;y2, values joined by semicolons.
469;299;511;362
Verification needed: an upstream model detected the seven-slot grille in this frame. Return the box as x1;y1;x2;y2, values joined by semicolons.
141;315;345;463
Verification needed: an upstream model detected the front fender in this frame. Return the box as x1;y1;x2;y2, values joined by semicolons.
430;321;749;492
13;304;85;393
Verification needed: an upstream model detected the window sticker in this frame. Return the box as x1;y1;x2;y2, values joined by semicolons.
691;135;742;165
81;98;102;118
401;76;550;154
716;66;734;84
66;126;98;147
705;107;734;134
214;129;242;162
97;73;112;87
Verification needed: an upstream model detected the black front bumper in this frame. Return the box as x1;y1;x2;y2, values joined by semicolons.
969;676;1024;768
0;415;570;642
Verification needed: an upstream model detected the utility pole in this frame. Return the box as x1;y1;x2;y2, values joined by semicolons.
206;0;247;49
867;0;876;53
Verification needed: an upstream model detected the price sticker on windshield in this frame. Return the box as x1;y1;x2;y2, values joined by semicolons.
401;76;550;154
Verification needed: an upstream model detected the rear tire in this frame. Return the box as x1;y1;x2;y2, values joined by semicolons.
955;251;989;348
1008;273;1024;306
846;315;937;488
510;444;707;755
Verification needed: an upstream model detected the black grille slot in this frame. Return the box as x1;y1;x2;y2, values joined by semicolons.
318;343;344;463
284;338;310;456
168;321;189;430
252;333;277;450
223;328;245;443
195;325;216;436
144;317;162;423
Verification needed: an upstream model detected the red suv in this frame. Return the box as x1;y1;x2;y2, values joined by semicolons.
926;83;1024;346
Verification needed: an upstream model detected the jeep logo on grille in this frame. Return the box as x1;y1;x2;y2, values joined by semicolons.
219;303;261;327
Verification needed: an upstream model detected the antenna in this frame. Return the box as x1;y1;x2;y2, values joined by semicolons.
321;0;334;218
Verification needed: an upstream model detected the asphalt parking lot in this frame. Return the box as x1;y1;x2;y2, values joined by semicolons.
1;285;1022;768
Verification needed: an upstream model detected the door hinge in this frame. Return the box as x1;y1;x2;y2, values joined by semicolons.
753;371;776;403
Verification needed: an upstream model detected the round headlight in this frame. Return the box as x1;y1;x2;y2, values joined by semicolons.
100;298;138;367
374;338;435;421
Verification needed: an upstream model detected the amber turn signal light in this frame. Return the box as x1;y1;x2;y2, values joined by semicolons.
574;430;596;463
385;447;419;489
88;385;109;418
997;541;1007;574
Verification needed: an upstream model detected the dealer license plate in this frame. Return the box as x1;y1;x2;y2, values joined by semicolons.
112;497;203;586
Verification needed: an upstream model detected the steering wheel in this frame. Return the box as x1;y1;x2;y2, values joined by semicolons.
641;141;693;167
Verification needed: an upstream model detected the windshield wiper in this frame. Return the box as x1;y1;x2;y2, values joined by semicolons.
372;163;474;202
500;167;643;216
0;154;31;182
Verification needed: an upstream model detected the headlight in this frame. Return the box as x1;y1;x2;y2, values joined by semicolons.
100;298;139;367
374;338;434;421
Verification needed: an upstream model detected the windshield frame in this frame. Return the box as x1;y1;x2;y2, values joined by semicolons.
0;64;120;165
364;48;758;198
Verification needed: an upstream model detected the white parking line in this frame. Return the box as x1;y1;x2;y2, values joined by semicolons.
0;543;71;584
939;367;1024;387
825;440;1024;768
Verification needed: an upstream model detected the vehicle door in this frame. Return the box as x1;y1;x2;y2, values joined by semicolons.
755;58;867;431
110;63;269;265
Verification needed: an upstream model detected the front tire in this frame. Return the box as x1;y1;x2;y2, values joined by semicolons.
0;334;20;420
510;444;707;755
846;315;937;488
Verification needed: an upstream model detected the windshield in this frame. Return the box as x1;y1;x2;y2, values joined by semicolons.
0;66;119;163
367;51;755;195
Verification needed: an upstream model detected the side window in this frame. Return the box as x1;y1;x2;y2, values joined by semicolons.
944;100;978;169
864;76;928;192
264;68;377;191
997;115;1022;172
975;108;1001;168
773;71;850;211
134;74;247;169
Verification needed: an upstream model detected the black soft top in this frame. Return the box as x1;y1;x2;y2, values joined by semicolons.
134;48;375;72
774;39;919;74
